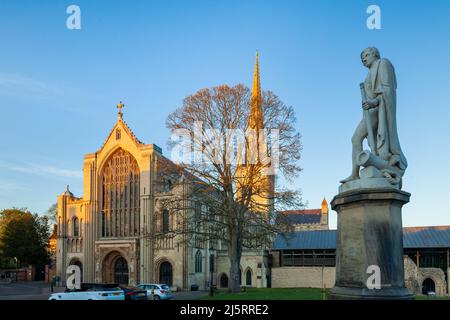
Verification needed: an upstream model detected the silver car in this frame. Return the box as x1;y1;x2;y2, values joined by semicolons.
48;283;124;300
137;283;173;300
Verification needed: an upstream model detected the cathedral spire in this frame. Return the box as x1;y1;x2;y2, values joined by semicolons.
250;51;263;129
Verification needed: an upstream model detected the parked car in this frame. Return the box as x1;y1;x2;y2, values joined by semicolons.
119;285;148;300
137;283;173;300
48;283;125;300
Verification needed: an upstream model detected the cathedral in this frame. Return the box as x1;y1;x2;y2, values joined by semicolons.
56;54;272;290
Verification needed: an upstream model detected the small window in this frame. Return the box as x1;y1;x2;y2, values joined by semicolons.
73;217;80;237
195;250;202;273
162;210;170;233
116;129;121;140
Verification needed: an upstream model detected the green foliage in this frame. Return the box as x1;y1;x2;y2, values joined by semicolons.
44;203;57;226
0;256;16;269
0;208;50;268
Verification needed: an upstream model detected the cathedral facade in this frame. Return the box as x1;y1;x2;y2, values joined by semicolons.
56;57;271;290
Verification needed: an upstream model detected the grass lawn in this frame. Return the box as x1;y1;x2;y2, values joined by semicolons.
197;287;450;300
415;295;450;300
197;287;329;300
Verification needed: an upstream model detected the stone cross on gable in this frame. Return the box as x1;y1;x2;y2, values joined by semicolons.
117;101;124;117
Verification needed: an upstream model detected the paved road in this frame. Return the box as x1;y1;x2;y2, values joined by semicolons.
172;290;209;300
0;281;55;300
0;281;208;300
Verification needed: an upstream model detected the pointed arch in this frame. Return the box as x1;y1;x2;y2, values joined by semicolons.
73;217;79;237
100;148;140;238
162;209;170;233
219;273;228;288
195;250;202;273
245;267;253;286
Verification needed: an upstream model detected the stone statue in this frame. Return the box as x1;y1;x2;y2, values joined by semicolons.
331;47;412;300
340;47;407;188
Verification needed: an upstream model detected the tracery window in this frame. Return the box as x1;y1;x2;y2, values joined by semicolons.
101;148;140;237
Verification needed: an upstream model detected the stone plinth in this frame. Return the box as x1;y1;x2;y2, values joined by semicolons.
329;188;414;300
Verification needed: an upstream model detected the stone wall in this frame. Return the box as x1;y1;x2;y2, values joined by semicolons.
404;256;448;296
215;251;268;289
272;267;335;289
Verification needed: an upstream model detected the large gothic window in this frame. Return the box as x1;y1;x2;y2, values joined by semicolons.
101;148;140;237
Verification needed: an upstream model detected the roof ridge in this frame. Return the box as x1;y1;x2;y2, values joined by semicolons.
404;225;450;230
281;209;322;214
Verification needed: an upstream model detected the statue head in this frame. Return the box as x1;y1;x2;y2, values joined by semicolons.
361;47;380;68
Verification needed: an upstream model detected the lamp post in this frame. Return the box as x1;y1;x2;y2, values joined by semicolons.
13;257;18;282
209;246;216;297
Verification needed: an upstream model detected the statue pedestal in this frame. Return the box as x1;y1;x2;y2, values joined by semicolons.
329;187;414;300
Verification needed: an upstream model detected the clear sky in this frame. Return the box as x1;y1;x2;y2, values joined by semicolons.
0;0;449;229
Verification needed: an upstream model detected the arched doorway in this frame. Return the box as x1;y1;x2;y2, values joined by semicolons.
102;251;129;284
246;269;252;286
159;261;173;286
220;273;228;288
114;257;129;284
422;278;436;295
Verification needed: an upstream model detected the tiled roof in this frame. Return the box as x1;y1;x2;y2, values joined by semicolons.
279;209;322;225
274;230;336;250
273;226;450;250
403;226;450;248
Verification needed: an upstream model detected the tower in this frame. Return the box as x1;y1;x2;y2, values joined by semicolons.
236;51;274;214
321;197;329;228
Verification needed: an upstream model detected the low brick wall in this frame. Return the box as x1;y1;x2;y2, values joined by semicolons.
271;267;335;289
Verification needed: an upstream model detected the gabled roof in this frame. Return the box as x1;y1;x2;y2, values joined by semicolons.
99;116;145;153
273;226;450;250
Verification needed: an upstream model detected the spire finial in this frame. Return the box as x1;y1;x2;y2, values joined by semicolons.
66;185;70;192
117;101;124;118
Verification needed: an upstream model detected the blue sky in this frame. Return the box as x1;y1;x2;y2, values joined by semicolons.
0;0;449;229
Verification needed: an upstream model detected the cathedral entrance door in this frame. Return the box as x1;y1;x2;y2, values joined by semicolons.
159;261;173;286
114;257;129;284
220;273;228;288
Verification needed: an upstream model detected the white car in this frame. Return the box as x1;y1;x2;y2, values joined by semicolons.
48;283;125;300
137;283;173;300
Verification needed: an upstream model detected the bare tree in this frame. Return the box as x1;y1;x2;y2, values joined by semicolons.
163;84;302;293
